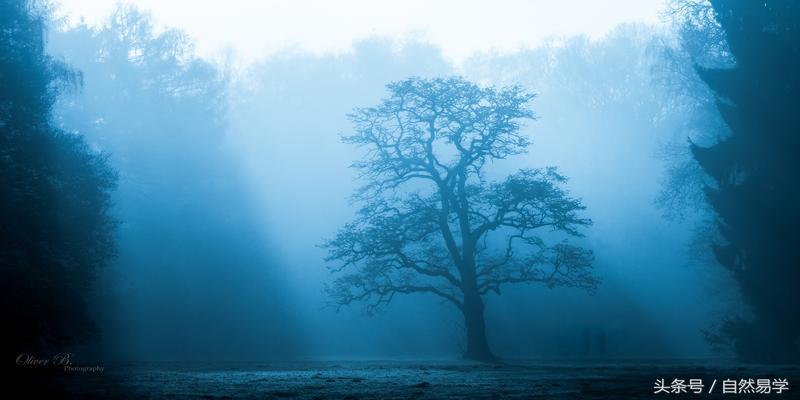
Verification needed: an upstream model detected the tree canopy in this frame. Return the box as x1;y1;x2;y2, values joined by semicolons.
324;77;597;360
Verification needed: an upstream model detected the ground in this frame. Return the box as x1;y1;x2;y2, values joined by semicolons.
18;360;800;399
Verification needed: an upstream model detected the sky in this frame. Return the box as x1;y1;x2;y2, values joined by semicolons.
55;0;668;65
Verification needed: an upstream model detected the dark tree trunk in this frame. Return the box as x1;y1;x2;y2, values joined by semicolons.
461;286;494;361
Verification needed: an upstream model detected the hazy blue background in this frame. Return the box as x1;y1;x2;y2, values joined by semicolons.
45;1;737;362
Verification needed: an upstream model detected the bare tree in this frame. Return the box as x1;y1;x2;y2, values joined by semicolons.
323;77;598;361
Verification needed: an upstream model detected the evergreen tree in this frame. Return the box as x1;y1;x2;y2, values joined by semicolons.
691;0;800;362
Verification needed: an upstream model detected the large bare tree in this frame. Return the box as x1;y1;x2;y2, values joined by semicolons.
324;77;598;360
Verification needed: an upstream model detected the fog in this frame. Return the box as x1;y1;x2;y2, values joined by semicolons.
43;4;738;362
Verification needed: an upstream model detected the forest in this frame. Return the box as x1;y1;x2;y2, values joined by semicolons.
3;0;798;398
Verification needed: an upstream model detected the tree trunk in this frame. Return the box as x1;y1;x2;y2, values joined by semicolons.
462;286;494;361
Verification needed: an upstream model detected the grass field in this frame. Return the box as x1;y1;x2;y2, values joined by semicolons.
18;360;800;399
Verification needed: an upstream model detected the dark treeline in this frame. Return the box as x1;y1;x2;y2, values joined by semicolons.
683;0;800;362
1;0;116;360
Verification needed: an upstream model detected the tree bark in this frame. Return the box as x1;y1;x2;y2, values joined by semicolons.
461;285;495;361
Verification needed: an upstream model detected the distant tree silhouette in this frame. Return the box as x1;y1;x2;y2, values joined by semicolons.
51;5;301;359
0;0;116;358
689;0;800;362
324;77;597;361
